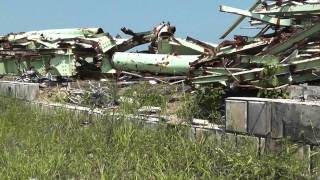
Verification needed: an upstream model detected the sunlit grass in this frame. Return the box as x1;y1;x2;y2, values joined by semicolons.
0;97;313;179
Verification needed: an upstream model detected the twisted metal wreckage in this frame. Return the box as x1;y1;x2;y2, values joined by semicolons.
0;22;208;84
2;0;320;89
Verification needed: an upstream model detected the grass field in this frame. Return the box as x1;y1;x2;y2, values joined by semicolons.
0;97;313;179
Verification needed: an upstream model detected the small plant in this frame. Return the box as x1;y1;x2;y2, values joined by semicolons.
177;93;199;123
259;64;280;88
258;88;289;99
194;85;225;124
119;83;170;114
177;85;225;124
257;64;289;99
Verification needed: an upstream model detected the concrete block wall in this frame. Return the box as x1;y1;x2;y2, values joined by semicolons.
226;97;320;145
226;97;320;174
0;81;39;101
287;85;320;100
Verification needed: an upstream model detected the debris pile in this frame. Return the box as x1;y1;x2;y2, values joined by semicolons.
2;1;320;90
67;81;117;108
0;22;209;85
191;0;320;89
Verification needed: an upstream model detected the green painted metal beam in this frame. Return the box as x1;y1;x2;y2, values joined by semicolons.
239;55;279;65
265;23;320;55
220;0;261;39
192;41;269;66
157;38;206;55
0;53;77;77
217;41;268;57
112;52;199;75
220;5;292;26
252;4;320;16
204;67;245;75
192;56;320;85
192;68;263;84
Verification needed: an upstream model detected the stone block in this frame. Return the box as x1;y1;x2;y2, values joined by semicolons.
287;85;303;99
311;146;320;176
226;100;247;133
195;128;224;145
15;83;27;99
248;101;271;136
236;135;260;154
214;130;225;146
0;81;39;100
1;82;16;97
222;132;237;149
27;83;39;101
288;85;320;100
266;99;320;144
260;138;266;155
143;121;159;129
298;105;320;144
39;103;53;114
265;138;284;154
274;102;320;145
271;102;295;139
294;144;311;174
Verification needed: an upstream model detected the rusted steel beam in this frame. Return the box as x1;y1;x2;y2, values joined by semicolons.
264;23;320;55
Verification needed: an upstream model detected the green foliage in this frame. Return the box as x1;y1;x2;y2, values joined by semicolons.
0;98;313;179
258;89;289;99
194;86;225;123
119;83;171;114
177;85;225;124
177;93;199;123
260;64;280;88
259;64;279;87
257;64;289;99
48;90;68;104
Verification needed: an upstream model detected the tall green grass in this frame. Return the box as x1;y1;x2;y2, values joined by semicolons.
0;97;313;179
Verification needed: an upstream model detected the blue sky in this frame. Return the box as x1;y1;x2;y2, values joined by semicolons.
0;0;255;43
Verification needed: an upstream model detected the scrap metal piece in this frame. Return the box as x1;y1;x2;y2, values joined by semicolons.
191;40;269;66
220;5;292;26
220;0;261;39
253;3;320;16
112;52;200;75
157;38;207;55
192;56;320;86
263;23;320;55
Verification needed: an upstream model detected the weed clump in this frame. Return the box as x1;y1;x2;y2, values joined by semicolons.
119;83;172;114
258;88;289;99
178;85;225;124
